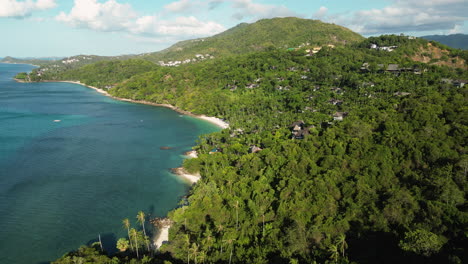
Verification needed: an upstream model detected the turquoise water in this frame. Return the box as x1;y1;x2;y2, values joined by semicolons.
0;63;219;264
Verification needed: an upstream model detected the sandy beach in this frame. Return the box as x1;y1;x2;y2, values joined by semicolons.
184;150;198;158
153;225;170;249
39;80;230;129
171;167;201;184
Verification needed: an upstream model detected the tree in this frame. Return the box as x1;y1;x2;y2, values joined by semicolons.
137;211;151;252
116;238;130;252
335;234;348;257
130;228;140;258
328;244;339;263
399;229;445;257
122;218;133;251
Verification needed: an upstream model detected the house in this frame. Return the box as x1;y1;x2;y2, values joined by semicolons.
387;64;399;72
360;62;370;72
249;145;263;153
453;80;467;88
394;92;411;97
289;121;314;139
333;112;348;121
246;83;259;89
209;148;222;154
329;99;343;106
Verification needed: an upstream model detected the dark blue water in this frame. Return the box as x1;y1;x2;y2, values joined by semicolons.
0;63;219;264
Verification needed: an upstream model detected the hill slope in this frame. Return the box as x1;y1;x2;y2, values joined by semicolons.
139;17;364;62
421;34;468;50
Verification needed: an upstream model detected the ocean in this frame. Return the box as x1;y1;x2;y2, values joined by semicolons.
0;63;219;263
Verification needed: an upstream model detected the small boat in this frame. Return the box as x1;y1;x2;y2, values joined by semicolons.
53;120;61;122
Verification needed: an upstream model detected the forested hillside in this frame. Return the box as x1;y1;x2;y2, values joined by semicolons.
38;34;467;263
140;17;364;62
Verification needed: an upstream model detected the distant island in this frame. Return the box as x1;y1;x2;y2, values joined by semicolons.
421;34;468;50
12;17;468;264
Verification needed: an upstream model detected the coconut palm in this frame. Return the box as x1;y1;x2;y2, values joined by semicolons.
328;244;339;263
137;211;150;252
116;238;130;252
335;234;348;257
122;218;133;251
130;228;139;258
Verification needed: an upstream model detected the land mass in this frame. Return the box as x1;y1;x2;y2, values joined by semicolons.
31;17;467;264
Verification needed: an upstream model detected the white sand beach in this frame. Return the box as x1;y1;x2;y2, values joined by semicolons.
184;150;198;158
154;225;170;249
196;115;229;129
172;167;201;184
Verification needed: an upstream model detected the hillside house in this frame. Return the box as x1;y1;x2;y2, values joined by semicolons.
289;121;315;139
333;112;348;121
249;145;263;153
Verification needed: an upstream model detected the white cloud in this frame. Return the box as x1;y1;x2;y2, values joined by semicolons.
313;6;328;20
164;0;194;13
230;0;297;21
133;15;225;37
322;0;468;35
56;0;137;31
0;0;56;18
448;24;463;34
57;0;225;41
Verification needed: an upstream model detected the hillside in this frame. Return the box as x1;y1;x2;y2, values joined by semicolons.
45;34;468;264
421;34;468;50
140;17;364;63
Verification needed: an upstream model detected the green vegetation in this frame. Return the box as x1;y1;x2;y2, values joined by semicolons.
32;21;468;264
141;17;364;62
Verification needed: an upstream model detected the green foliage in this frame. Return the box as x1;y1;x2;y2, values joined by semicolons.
48;28;467;264
399;229;446;256
117;238;130;252
14;72;28;80
142;17;364;62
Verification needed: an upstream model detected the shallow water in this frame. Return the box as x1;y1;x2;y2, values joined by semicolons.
0;63;219;264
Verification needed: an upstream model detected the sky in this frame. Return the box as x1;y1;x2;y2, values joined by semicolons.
0;0;467;57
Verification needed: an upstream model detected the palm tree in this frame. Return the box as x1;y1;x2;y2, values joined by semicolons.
223;239;236;264
190;243;199;264
185;234;191;264
137;211;151;252
122;218;133;251
130;228;139;258
234;200;239;230
328;244;339;263
335;234;348;257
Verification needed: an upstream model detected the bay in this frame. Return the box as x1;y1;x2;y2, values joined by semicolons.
0;63;219;264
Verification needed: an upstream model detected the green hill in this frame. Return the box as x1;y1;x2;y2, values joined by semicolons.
421;34;468;50
139;17;364;62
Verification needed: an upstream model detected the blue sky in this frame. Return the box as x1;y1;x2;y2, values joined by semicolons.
1;0;467;57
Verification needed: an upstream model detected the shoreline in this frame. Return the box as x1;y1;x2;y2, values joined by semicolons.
171;167;201;184
29;80;230;129
18;78;213;250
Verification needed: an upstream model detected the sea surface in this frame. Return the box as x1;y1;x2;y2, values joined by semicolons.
0;63;219;264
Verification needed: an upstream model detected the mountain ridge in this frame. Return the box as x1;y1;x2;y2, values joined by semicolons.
420;33;468;50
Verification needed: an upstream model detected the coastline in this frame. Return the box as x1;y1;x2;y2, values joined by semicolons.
19;78;213;251
42;79;212;250
30;80;230;129
171;167;201;184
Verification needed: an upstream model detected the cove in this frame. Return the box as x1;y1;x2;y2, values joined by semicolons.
0;63;219;264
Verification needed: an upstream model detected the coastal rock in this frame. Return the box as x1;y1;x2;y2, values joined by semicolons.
160;146;173;150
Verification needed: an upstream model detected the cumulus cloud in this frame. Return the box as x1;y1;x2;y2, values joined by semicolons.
57;0;225;39
56;0;137;31
0;0;56;18
313;6;328;20
323;0;468;35
164;0;194;13
230;0;297;21
132;15;225;37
